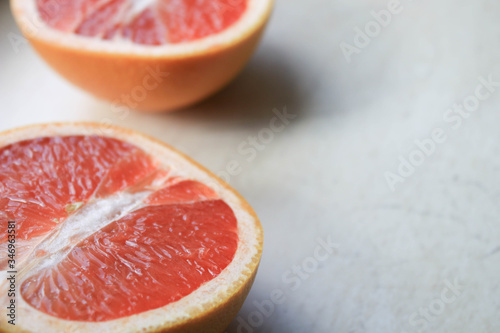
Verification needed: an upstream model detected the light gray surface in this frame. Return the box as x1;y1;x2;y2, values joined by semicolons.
1;0;500;332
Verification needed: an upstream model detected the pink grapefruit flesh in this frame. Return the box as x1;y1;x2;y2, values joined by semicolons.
0;135;239;322
36;0;248;45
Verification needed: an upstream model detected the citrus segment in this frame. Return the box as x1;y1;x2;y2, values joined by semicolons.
94;148;158;197
147;180;218;205
0;136;139;242
36;0;247;45
21;200;238;322
0;134;239;322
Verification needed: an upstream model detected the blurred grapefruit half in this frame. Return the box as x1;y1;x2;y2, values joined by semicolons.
0;123;263;333
10;0;273;111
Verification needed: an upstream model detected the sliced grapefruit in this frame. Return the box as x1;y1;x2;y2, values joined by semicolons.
10;0;273;112
0;123;263;333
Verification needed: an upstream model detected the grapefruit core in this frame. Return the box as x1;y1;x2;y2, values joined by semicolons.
10;0;274;111
0;123;263;333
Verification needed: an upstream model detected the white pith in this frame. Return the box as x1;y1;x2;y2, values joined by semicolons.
0;123;262;333
18;191;153;280
11;0;272;56
130;0;157;15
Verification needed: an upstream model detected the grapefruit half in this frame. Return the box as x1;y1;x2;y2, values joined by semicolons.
10;0;273;111
0;123;263;333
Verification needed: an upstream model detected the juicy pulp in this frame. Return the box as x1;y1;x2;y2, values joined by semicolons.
0;135;238;321
36;0;248;45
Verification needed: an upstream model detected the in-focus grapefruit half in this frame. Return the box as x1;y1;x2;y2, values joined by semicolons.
10;0;273;112
0;123;263;333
